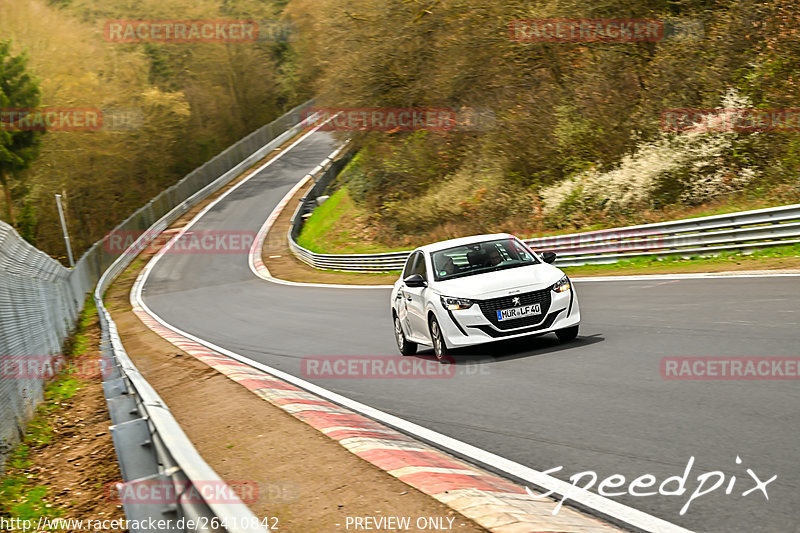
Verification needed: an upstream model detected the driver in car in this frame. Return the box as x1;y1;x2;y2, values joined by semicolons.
487;247;503;266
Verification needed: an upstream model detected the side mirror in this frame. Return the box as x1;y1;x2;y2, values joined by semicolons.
541;251;557;264
404;274;427;287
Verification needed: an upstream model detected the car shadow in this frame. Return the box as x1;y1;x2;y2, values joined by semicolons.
413;333;605;365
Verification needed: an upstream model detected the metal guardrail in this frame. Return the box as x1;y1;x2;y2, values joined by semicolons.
1;100;314;530
287;162;800;271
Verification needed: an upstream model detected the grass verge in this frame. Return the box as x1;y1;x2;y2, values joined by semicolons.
297;187;408;254
299;184;800;255
281;184;800;284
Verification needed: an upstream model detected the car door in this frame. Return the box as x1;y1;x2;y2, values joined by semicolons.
403;252;430;340
396;252;418;336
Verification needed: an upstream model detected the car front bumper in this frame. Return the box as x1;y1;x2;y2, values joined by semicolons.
436;287;580;348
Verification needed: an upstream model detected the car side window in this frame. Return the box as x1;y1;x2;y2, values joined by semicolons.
411;252;428;281
402;252;419;279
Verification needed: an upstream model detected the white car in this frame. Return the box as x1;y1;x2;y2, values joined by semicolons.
390;233;580;361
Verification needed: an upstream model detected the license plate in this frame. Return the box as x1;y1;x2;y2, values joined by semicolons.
496;303;541;321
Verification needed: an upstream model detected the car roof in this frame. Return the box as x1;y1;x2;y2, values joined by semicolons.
417;233;515;254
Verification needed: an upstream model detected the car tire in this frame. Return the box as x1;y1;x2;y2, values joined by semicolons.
556;324;580;343
394;314;417;356
428;315;450;363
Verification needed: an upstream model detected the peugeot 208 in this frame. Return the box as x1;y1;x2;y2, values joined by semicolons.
390;234;580;361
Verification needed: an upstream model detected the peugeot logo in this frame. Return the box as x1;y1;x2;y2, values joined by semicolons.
512;296;521;306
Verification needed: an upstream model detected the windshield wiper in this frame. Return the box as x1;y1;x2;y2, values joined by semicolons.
488;262;529;273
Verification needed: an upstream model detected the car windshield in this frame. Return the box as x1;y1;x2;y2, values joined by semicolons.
430;238;539;281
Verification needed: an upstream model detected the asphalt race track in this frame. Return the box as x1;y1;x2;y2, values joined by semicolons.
141;131;800;533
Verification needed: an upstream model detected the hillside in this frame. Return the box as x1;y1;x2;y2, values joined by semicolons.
288;0;800;245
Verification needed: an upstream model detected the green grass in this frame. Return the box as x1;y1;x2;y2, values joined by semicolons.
297;188;408;254
0;298;97;520
296;187;800;277
299;187;799;255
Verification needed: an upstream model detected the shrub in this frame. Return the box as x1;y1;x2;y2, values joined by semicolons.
540;89;760;220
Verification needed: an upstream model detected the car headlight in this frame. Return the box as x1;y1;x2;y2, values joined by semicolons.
552;275;571;293
440;296;474;310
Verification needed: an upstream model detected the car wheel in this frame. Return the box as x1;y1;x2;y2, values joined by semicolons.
428;315;450;363
394;314;417;355
556;324;579;343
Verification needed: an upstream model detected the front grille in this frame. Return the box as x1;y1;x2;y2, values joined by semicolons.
477;288;552;330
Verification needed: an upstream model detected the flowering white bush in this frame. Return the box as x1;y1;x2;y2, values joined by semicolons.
541;89;759;214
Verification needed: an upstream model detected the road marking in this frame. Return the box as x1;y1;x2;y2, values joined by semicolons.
134;128;693;533
133;276;691;533
247;154;391;290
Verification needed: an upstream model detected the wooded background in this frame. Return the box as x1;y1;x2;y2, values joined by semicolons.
2;0;799;258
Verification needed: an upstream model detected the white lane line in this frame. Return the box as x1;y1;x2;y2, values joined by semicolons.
246;157;391;290
133;130;692;533
133;276;691;533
